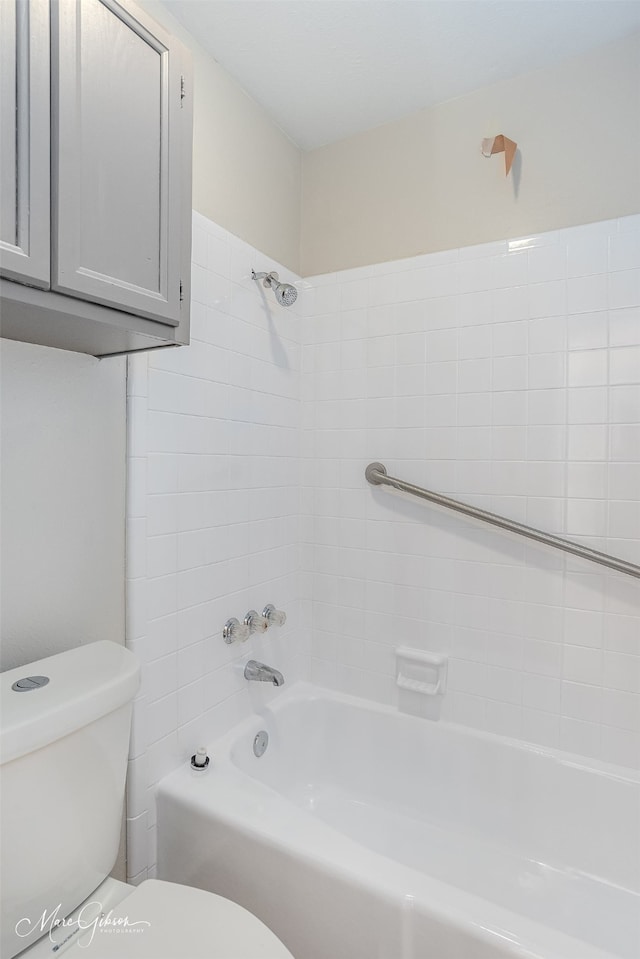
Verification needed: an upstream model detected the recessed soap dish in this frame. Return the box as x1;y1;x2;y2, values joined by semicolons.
395;646;447;697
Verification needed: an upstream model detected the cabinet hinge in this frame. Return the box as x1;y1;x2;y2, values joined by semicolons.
180;76;186;106
179;280;184;302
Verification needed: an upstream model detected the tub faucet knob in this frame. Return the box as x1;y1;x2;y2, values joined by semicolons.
262;604;287;628
244;610;269;634
223;617;250;644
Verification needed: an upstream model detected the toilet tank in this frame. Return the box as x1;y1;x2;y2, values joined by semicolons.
0;641;140;959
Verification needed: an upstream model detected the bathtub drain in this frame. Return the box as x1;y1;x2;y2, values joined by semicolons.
253;730;269;758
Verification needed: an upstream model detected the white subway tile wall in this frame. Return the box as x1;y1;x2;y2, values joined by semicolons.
126;213;639;881
300;215;640;769
125;213;308;883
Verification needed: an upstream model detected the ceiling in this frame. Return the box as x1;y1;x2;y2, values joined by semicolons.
162;0;640;150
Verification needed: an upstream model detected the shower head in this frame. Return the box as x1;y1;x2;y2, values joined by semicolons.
252;270;298;307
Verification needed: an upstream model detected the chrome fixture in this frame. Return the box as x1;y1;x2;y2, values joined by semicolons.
190;746;210;770
244;609;269;634
244;660;285;687
253;730;269;758
223;617;250;644
251;270;298;307
365;462;640;580
262;604;287;627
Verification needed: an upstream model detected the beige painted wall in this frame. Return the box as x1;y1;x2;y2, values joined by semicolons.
139;1;302;274
301;33;640;276
0;340;126;672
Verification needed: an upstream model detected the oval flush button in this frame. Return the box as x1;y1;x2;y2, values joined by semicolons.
11;675;50;692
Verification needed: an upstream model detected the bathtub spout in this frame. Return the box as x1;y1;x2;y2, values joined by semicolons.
244;660;285;687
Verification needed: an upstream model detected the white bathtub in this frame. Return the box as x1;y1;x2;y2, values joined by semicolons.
157;683;639;959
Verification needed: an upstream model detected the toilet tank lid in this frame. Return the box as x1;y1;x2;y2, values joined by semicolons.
1;642;140;764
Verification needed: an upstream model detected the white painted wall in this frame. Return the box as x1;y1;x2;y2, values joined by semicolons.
301;33;640;275
0;340;126;671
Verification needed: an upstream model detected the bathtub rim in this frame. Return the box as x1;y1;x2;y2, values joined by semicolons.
210;681;640;786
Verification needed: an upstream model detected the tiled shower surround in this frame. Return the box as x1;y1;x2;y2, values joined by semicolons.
125;215;307;882
126;212;639;881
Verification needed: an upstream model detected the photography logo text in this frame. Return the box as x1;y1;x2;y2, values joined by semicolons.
15;902;151;949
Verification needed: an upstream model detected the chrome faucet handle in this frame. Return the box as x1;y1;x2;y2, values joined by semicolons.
223;617;250;644
262;604;287;627
244;610;269;634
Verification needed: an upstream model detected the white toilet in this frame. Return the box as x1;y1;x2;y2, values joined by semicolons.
0;641;294;959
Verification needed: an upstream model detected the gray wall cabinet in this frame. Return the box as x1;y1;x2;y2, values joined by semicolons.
0;0;193;357
0;0;50;288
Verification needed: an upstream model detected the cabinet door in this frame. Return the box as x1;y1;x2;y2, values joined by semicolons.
52;0;184;325
0;0;50;288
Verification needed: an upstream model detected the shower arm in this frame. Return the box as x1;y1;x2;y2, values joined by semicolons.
252;270;275;286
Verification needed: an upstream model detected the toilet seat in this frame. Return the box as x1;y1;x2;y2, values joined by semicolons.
24;880;294;959
72;880;294;959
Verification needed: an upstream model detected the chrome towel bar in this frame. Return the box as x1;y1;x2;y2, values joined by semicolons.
365;462;640;580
